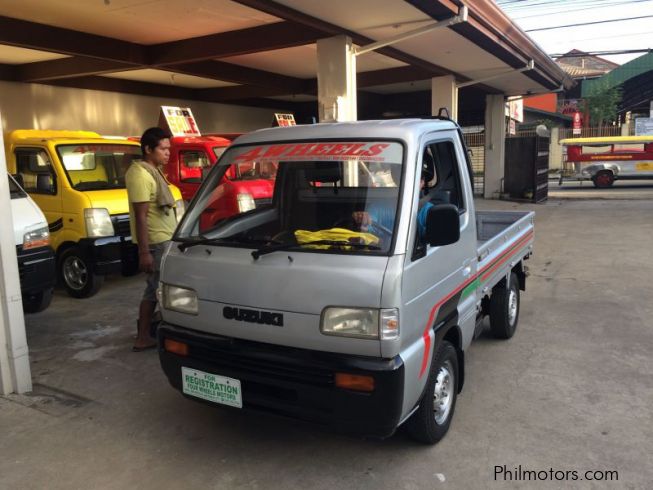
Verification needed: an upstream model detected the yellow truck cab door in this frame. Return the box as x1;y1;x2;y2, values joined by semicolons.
14;147;64;242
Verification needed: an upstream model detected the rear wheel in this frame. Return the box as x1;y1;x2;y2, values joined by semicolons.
22;288;53;313
489;272;520;339
406;341;458;444
592;170;614;188
59;247;104;298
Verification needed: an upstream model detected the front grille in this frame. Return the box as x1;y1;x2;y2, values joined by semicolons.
111;214;131;237
190;341;335;388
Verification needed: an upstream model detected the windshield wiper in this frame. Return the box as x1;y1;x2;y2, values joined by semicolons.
252;240;380;260
177;236;230;251
177;235;278;252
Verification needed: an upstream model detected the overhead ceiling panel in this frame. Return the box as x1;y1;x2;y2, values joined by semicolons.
0;45;70;64
0;0;281;44
222;44;406;79
102;69;237;89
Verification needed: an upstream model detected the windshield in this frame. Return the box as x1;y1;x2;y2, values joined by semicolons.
176;140;404;255
57;144;142;191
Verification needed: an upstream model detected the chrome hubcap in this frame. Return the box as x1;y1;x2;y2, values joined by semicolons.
433;360;454;425
63;256;87;290
508;289;518;326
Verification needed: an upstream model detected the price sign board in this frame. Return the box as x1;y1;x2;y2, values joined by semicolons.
273;113;296;127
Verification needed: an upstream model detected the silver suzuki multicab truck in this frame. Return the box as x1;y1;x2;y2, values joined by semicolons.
157;118;534;444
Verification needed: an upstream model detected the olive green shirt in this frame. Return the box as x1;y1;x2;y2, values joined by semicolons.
125;163;177;245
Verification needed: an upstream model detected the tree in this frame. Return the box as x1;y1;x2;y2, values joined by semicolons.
584;81;622;130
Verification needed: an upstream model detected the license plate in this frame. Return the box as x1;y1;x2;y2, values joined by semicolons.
181;367;242;408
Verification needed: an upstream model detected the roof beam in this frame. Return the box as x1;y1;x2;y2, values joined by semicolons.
198;82;316;102
0;15;145;64
0;63;18;81
16;57;136;82
165;60;307;91
148;21;323;65
47;76;196;100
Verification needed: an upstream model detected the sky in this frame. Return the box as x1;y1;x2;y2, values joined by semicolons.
496;0;653;65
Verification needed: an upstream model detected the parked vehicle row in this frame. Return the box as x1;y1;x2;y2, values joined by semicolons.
4;128;247;308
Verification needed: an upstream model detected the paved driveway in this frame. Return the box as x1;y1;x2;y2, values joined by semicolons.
1;197;652;489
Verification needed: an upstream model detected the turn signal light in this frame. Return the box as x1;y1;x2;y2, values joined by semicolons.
164;339;189;357
335;373;375;392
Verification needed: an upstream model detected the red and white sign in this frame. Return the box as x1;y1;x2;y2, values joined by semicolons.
572;112;582;136
159;106;201;137
505;98;524;123
274;113;296;127
232;142;402;163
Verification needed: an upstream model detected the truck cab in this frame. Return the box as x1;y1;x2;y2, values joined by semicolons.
163;135;275;218
8;173;56;313
5;130;183;298
157;119;534;443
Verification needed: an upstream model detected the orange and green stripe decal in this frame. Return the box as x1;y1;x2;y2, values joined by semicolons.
418;231;533;379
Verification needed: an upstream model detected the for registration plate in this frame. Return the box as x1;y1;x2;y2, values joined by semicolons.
181;367;242;408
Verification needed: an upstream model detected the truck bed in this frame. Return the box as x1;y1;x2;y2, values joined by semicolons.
476;210;534;288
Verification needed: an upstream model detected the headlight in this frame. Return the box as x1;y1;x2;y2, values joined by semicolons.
175;199;186;223
162;284;198;315
84;208;114;237
23;226;50;250
321;307;399;339
237;193;255;213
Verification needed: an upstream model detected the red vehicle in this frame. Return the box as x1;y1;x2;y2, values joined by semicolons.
165;135;277;226
164;135;231;201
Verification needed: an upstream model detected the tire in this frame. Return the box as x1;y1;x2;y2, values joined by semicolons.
489;272;520;339
592;170;614;188
59;247;104;298
22;288;53;314
406;341;459;444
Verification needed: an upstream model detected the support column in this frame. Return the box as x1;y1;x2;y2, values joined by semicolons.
431;75;458;120
549;127;562;170
484;94;506;199
0;113;32;395
317;36;357;122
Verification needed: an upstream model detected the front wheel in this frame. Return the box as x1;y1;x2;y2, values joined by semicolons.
489;272;520;339
592;170;614;188
59;247;104;298
22;288;53;313
406;341;458;444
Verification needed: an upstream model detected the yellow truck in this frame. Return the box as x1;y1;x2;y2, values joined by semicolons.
5;130;183;298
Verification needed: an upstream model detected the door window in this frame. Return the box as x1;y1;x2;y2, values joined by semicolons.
15;148;56;195
413;140;465;259
180;151;210;183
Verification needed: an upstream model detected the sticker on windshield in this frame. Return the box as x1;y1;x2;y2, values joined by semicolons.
233;142;402;163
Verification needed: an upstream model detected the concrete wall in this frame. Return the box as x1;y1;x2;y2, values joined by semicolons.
0;81;281;136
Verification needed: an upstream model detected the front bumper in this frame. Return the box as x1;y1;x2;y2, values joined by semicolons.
17;245;56;294
77;236;137;275
158;322;405;438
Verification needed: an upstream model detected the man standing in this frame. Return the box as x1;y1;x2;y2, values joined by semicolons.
125;127;177;351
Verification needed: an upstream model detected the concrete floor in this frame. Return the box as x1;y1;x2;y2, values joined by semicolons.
2;196;652;489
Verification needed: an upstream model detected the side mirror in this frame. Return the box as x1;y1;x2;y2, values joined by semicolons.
424;204;460;247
